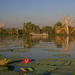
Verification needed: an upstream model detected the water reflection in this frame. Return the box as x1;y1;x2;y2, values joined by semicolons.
64;36;70;52
23;35;71;49
54;36;73;53
0;35;75;51
23;35;75;53
23;35;40;48
55;36;63;48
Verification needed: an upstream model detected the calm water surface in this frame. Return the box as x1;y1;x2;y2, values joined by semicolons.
0;35;75;60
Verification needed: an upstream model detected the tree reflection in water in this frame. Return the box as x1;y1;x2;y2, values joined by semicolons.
64;36;70;52
54;35;73;53
0;35;75;52
22;35;75;51
55;36;63;48
23;35;41;48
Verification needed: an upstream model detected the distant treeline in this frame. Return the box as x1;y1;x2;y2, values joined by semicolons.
0;28;23;36
0;21;75;36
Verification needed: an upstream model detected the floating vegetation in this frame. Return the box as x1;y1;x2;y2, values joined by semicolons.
0;55;7;59
0;58;10;66
12;58;65;73
0;55;10;65
0;48;30;52
44;49;62;52
0;71;19;75
11;48;30;52
53;54;71;58
0;58;75;75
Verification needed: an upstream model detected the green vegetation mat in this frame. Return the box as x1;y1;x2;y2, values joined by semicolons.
0;55;75;75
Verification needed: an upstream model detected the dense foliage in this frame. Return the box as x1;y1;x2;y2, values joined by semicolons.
0;21;75;35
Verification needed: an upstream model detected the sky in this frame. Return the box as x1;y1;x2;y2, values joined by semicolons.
0;0;75;28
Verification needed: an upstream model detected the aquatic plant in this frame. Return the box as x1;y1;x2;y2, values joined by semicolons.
0;58;10;65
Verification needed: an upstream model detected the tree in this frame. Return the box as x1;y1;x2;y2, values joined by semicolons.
53;22;63;34
23;22;40;34
23;22;32;34
11;28;18;35
42;26;53;34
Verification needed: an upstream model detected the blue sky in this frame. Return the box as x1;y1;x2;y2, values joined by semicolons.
0;0;75;28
